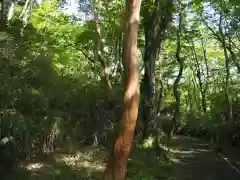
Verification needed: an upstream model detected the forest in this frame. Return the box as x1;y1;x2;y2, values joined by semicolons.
0;0;239;179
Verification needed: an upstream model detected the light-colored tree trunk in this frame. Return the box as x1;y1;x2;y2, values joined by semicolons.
103;0;142;179
7;2;15;23
91;0;112;90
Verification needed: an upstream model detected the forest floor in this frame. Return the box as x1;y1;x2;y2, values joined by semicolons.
168;136;240;180
8;136;240;180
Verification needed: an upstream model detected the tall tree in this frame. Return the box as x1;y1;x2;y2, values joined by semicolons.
218;0;233;122
200;37;209;112
19;0;35;30
141;0;173;139
172;1;184;133
190;40;206;113
91;0;112;90
103;0;142;179
1;0;5;28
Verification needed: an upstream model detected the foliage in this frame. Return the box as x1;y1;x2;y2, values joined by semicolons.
0;0;239;179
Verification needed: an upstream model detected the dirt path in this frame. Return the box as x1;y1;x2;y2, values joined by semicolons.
169;136;240;180
9;136;240;180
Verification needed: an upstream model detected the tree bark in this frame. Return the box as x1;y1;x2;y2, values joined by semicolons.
1;0;5;28
19;0;34;28
142;0;173;139
200;38;209;112
191;41;206;113
227;37;240;73
218;6;233;122
92;0;112;90
156;78;165;115
7;2;15;24
103;0;142;179
172;5;183;133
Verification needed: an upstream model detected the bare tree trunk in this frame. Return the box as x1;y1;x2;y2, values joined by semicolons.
189;73;198;112
113;33;124;77
218;2;233;122
187;87;192;112
156;78;165;114
19;0;34;29
200;37;209;112
42;118;60;155
191;41;206;113
1;0;5;28
142;0;173;139
103;0;142;179
19;0;31;19
172;4;183;133
7;2;15;24
227;37;240;73
92;0;112;90
142;48;156;139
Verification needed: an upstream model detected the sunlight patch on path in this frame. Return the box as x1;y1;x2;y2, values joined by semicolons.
25;162;44;170
55;150;105;171
21;146;106;179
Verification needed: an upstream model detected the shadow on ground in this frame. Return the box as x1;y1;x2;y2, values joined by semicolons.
168;136;240;180
7;144;171;180
7;146;105;180
5;136;240;180
126;145;171;180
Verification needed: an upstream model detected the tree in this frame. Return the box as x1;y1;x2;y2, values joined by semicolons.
19;0;35;30
1;0;5;28
172;1;184;133
103;0;142;179
1;0;240;178
141;0;173;139
91;0;112;90
218;0;233;122
190;40;207;113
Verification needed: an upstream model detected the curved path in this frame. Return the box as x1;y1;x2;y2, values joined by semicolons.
169;136;240;180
